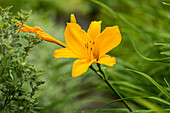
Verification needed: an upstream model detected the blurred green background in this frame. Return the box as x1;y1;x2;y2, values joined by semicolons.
1;0;170;113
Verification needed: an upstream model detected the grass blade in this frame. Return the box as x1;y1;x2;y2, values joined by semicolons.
164;78;170;88
148;97;170;106
162;2;170;6
90;0;151;40
127;69;170;99
131;40;170;62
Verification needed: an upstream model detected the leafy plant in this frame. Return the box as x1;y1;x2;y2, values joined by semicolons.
0;6;44;112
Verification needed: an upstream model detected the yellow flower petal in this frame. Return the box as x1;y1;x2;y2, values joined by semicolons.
16;21;34;32
16;21;66;47
16;21;22;25
33;26;44;32
37;31;67;47
54;48;81;59
87;21;102;41
94;26;121;58
72;59;94;77
65;23;91;59
97;55;116;66
70;14;77;23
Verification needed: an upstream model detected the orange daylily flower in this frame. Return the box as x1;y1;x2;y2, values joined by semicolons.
54;14;122;77
16;21;66;47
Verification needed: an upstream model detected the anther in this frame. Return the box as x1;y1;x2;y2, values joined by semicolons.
93;42;95;44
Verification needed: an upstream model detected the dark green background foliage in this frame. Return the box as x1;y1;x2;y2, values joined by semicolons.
0;0;170;113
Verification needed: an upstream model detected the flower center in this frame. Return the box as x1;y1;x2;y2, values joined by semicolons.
84;41;96;60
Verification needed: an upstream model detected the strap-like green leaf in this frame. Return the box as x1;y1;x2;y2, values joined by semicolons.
127;69;170;99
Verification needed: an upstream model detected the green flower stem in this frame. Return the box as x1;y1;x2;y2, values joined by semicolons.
104;78;133;112
90;65;133;112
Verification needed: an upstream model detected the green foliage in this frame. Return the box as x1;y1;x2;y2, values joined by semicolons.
90;0;170;112
162;2;170;6
127;68;170;99
0;6;44;112
1;0;170;113
0;0;91;16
